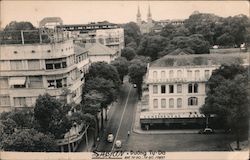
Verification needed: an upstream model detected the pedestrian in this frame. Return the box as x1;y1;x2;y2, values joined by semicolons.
127;131;130;137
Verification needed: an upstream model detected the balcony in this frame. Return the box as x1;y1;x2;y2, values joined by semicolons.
146;77;208;84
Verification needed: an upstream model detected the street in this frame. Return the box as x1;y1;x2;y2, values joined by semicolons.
95;81;234;152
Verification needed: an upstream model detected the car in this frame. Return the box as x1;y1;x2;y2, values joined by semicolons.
133;84;137;88
198;128;214;134
115;140;122;148
107;133;114;142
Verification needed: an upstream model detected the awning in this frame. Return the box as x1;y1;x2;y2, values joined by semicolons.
9;77;26;85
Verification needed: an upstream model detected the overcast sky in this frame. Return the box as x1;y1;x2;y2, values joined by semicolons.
1;1;249;28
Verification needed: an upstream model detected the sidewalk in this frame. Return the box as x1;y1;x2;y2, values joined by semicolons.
132;101;201;134
229;140;249;151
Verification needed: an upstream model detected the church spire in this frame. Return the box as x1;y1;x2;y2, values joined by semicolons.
136;5;142;26
147;4;152;18
137;5;141;17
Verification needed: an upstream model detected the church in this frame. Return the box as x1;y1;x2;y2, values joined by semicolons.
136;5;154;34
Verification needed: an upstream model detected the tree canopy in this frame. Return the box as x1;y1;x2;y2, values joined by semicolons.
111;57;129;82
121;47;136;61
200;65;249;149
34;94;72;138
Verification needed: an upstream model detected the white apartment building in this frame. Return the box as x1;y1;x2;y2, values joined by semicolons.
140;53;249;129
0;30;90;112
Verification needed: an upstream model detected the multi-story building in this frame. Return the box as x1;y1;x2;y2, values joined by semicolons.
0;29;90;112
140;53;249;130
56;22;124;54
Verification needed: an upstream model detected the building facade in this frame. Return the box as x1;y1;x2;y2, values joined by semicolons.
57;22;124;54
140;53;249;129
0;30;90;112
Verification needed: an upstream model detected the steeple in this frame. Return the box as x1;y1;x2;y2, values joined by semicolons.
136;5;142;26
137;5;141;17
147;5;152;18
147;4;152;24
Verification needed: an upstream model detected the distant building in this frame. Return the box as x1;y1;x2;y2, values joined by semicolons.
56;22;124;54
140;52;249;130
83;43;119;64
0;29;90;112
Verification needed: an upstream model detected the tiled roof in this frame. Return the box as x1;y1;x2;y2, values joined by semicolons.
150;53;249;67
85;43;117;56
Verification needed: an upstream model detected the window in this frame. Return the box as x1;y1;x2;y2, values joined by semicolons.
0;78;8;89
45;58;67;70
47;50;51;53
195;70;200;79
153;85;158;94
10;60;23;70
177;84;182;93
14;97;26;107
28;60;40;70
29;76;43;88
188;84;193;93
194;83;199;93
169;85;174;93
188;97;198;106
169;98;174;108
153;71;157;79
205;70;210;79
13;51;18;54
177;70;182;77
187;70;192;79
161;99;166;108
47;78;67;89
153;99;158;108
161;85;166;94
169;70;174;78
177;98;182;108
161;71;166;79
0;96;10;106
31;50;35;53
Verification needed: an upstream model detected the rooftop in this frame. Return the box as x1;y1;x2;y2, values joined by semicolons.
150;52;249;68
74;45;88;56
84;43;117;56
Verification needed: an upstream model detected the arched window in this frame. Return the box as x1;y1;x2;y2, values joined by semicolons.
194;83;199;93
177;70;182;77
153;99;158;108
177;98;182;108
188;84;193;93
195;70;200;79
177;84;182;93
161;99;166;108
188;97;198;106
153;71;157;79
187;70;192;79
169;70;174;78
161;71;166;79
169;98;174;108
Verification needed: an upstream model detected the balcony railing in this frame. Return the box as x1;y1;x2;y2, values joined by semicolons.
56;125;89;146
146;77;208;84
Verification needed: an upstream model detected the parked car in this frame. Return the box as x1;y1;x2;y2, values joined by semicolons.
133;84;137;88
107;133;114;142
115;140;122;148
198;128;214;134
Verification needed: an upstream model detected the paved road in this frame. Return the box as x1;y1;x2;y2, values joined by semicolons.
96;82;138;151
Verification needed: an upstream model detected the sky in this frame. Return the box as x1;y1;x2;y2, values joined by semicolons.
1;1;249;28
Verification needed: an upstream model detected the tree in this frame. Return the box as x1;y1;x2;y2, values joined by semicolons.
121;47;136;61
111;57;129;83
128;58;148;99
4;21;36;31
216;33;235;46
2;129;56;152
83;77;117;129
123;22;141;46
86;62;121;88
6;109;34;129
1;118;17;135
200;65;249;150
34;94;72;138
137;35;169;60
